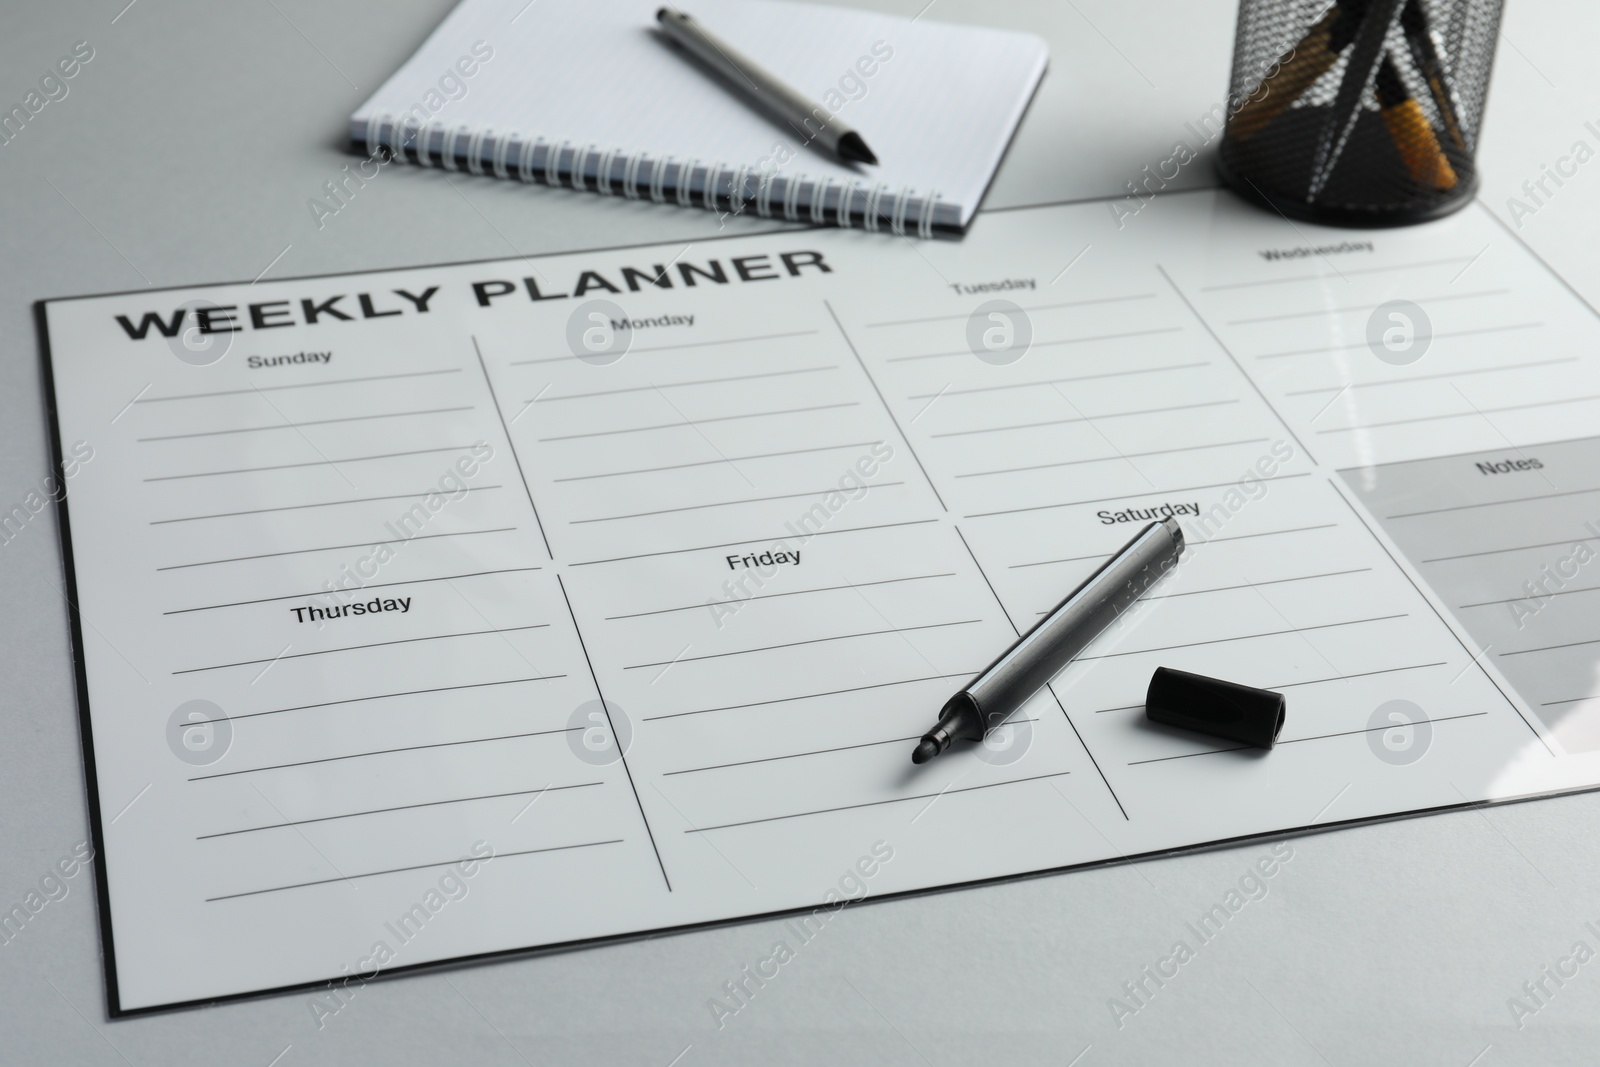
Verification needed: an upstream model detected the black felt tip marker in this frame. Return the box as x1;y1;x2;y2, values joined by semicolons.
911;519;1185;765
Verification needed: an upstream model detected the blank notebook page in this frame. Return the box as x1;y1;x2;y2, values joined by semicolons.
350;0;1049;228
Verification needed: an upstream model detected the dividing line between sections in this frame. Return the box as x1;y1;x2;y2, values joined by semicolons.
951;523;1128;820
822;299;949;512
472;335;554;557
1154;263;1318;467
555;573;672;891
1326;477;1553;755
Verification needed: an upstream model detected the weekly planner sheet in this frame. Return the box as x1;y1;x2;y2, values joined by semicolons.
40;190;1600;1012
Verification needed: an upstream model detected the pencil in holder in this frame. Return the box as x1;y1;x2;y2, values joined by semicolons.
1217;0;1501;226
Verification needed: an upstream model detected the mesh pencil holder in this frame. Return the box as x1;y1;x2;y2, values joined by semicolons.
1216;0;1502;226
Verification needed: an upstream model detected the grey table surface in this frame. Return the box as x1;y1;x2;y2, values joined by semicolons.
5;1;1600;1063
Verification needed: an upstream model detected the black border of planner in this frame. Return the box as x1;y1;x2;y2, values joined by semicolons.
34;299;128;1018
33;195;1600;1019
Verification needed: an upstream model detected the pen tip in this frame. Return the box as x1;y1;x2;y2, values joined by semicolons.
837;131;878;166
911;738;938;765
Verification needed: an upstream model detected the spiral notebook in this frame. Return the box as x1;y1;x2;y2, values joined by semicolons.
349;0;1048;236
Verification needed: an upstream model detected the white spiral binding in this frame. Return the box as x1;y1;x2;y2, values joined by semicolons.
810;175;833;226
544;141;563;187
437;123;456;168
380;113;402;159
438;125;456;170
367;113;385;159
491;131;511;180
420;120;437;165
433;122;451;167
863;183;885;232
414;119;434;166
729;164;750;217
837;182;857;229
756;169;776;218
597;146;621;195
622;152;645;199
412;119;427;165
572;143;593;192
518;135;538;182
677;159;699;208
449;125;474;172
783;173;803;221
888;185;905;235
466;127;490;175
918;190;938;239
397;114;415;160
704;161;725;211
365;117;944;236
651;156;673;203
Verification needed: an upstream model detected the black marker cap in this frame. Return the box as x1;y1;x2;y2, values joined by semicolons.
1145;667;1285;749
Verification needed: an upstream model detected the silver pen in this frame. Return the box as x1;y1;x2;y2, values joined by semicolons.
912;519;1185;764
655;6;879;165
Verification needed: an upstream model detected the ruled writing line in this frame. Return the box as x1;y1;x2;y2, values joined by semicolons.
189;723;576;780
137;406;473;442
510;330;818;365
155;527;516;571
197;782;602;838
684;772;1072;833
205;840;622;901
643;671;974;722
607;572;955;621
146;443;483;482
537;402;859;442
624;619;980;670
570;482;905;525
139;368;460;404
151;486;504;526
164;566;542;615
175;622;550;674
